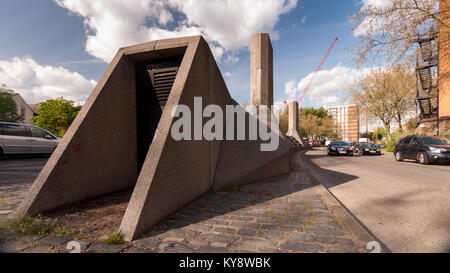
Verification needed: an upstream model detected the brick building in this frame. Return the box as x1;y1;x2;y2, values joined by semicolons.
418;0;450;137
327;104;360;142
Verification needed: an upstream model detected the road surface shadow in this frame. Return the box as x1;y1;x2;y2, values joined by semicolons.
301;153;359;189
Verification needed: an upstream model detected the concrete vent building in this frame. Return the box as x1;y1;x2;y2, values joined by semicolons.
18;35;300;241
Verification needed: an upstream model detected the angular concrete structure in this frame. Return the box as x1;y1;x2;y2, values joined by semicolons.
18;35;299;241
286;101;307;147
250;33;273;107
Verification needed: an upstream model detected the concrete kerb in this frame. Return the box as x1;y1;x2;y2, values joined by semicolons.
297;149;389;253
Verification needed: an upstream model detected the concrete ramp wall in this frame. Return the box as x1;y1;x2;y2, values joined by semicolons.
18;36;298;241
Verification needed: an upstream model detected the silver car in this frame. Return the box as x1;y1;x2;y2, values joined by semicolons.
0;122;60;156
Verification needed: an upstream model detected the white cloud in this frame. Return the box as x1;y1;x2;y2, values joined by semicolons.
301;16;307;24
54;0;298;62
223;72;233;78
353;0;393;36
283;64;372;106
0;57;97;104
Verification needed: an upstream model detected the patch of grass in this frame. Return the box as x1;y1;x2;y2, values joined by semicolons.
0;194;6;202
104;232;124;245
53;226;79;238
1;214;55;235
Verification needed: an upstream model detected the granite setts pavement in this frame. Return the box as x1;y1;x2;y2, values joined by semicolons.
0;159;362;253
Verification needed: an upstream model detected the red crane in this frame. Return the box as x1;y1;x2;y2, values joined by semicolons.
297;37;338;104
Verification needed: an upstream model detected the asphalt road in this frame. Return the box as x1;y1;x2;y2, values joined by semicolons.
0;156;48;186
304;148;450;253
0;156;48;215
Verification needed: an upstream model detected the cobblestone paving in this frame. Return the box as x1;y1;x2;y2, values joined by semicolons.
0;153;362;253
130;172;358;253
0;157;48;215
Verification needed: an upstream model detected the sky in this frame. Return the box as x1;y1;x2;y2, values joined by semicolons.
0;0;375;109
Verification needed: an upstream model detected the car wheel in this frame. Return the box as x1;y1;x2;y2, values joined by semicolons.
418;152;429;165
395;150;404;162
349;153;353;157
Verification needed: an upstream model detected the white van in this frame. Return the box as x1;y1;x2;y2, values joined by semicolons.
0;122;60;157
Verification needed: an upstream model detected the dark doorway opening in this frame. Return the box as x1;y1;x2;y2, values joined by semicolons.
136;56;184;171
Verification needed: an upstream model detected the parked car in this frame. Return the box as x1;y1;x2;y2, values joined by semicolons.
0;122;60;157
360;143;381;155
394;135;450;165
309;139;321;147
328;141;353;156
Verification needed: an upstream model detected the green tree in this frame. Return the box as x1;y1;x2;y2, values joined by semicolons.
372;127;387;142
351;66;415;139
278;108;289;134
32;98;82;137
299;107;331;119
0;85;23;123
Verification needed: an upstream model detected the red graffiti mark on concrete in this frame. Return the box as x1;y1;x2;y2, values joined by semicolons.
73;144;82;152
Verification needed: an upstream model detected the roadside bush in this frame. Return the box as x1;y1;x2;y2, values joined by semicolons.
386;139;396;152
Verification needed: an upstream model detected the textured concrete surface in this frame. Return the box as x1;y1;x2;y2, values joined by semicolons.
305;147;450;253
250;33;273;107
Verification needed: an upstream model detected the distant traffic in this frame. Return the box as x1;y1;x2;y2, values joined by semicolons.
317;135;450;165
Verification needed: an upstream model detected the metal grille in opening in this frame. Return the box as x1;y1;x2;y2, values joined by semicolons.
148;67;179;107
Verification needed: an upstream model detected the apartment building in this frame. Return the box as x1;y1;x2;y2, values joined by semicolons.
327;104;360;142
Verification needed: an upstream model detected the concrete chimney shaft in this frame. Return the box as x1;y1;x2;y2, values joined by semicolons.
286;100;306;146
250;33;273;107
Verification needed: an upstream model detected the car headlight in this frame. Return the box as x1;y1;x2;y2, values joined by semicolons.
429;147;444;153
365;149;369;151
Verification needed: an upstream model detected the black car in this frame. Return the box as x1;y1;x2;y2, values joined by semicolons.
328;141;353;156
394;136;450;165
360;143;381;155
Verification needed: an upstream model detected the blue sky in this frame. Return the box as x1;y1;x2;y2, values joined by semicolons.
0;0;370;108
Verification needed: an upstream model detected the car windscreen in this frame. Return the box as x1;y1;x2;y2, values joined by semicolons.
366;144;377;148
419;137;450;145
331;142;348;146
